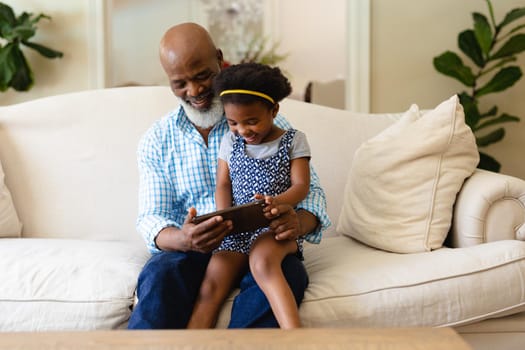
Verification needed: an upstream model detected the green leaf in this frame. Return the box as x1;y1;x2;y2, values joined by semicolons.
476;127;504;147
477;151;501;172
491;34;525;59
458;30;485;67
1;8;50;41
497;7;525;31
16;12;31;26
507;23;525;36
476;66;522;97
0;22;11;38
485;0;497;28
0;42;33;91
433;51;476;86
479;56;517;79
473;13;493;56
31;14;50;25
11;24;35;41
9;43;33;91
0;42;18;90
22;41;63;58
458;92;480;128
480;105;498;118
0;3;16;28
18;12;49;27
474;113;520;131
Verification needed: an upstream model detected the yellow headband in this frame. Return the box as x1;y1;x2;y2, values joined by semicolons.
219;89;275;104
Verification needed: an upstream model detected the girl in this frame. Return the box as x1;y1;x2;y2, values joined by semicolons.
187;63;311;329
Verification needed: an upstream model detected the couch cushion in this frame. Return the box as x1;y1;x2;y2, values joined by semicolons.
0;238;150;331
215;236;525;328
299;236;525;327
0;160;21;238
337;95;479;252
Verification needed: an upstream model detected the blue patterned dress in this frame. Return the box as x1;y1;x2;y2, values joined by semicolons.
216;129;304;257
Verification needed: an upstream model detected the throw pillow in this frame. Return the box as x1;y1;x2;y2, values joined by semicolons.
337;95;479;253
0;160;22;237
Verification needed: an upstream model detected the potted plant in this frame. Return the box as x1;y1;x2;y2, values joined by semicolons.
0;2;63;92
433;0;525;172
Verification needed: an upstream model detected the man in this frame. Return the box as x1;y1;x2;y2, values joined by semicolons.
128;22;330;329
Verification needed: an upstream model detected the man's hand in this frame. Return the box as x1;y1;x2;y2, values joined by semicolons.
155;207;232;253
256;194;301;241
182;207;232;253
269;203;302;241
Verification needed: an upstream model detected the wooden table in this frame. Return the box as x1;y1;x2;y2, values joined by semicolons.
0;328;472;350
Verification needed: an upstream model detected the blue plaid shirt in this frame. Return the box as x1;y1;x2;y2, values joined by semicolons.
137;105;331;253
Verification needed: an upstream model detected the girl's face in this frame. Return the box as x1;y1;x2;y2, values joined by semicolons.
224;102;279;145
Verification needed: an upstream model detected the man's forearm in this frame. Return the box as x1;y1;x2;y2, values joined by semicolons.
154;226;190;252
296;209;319;237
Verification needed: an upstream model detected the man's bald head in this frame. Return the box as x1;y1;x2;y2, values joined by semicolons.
159;23;221;74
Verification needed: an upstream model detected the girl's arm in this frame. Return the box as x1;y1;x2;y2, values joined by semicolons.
273;157;310;207
215;158;233;210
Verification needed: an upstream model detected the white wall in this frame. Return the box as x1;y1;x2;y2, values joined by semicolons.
371;0;525;179
110;0;348;98
1;0;347;102
267;0;347;100
109;0;199;87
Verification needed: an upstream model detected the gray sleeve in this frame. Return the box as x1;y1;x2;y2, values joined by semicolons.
290;130;311;159
218;131;235;162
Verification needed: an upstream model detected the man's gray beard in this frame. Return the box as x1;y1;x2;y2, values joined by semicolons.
179;97;224;129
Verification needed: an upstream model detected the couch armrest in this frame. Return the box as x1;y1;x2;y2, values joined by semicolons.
449;169;525;247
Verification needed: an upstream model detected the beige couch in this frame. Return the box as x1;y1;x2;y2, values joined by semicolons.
1;86;524;349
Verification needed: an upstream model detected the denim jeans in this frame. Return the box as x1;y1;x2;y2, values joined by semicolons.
127;250;308;329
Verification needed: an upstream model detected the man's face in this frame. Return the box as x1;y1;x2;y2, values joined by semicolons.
165;51;221;112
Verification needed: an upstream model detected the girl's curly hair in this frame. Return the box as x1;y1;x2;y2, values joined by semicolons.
214;62;292;108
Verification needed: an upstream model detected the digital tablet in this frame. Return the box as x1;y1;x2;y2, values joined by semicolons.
192;199;270;235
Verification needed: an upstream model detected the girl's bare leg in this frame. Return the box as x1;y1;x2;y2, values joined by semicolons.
187;251;247;328
249;231;301;329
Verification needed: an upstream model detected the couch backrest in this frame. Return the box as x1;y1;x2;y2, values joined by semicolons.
0;87;176;241
0;86;400;240
280;99;398;235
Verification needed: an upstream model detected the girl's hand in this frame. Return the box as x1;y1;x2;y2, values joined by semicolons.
254;194;301;241
254;193;280;219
